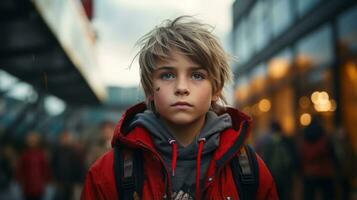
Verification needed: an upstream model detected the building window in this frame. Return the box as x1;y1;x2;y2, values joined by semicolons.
251;0;272;52
296;24;333;73
271;0;293;37
297;0;321;17
247;8;257;55
235;19;252;65
338;4;357;52
296;24;333;93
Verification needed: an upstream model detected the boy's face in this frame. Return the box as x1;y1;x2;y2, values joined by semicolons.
151;50;218;127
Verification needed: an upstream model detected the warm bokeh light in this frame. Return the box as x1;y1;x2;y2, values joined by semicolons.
346;61;357;81
251;77;265;94
314;100;331;112
300;113;312;126
258;98;271;112
310;91;333;112
311;91;320;104
329;99;337;111
299;96;310;109
282;116;295;136
296;54;312;68
320;91;329;101
268;58;290;79
235;85;249;102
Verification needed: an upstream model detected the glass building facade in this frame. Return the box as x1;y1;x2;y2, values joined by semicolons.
232;0;357;152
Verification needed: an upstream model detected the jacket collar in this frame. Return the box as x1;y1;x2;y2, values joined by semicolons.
111;102;252;164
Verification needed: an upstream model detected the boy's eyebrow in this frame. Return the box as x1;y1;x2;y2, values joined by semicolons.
155;66;207;71
155;66;174;71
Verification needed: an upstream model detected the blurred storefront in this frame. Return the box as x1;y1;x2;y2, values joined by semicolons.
232;0;357;152
0;0;107;142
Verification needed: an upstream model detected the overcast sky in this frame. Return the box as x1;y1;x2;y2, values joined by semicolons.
93;0;235;87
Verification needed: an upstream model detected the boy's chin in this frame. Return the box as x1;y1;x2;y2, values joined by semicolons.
162;114;205;126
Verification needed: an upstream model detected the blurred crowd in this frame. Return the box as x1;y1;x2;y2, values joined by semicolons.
0;120;115;200
255;116;357;200
1;116;357;200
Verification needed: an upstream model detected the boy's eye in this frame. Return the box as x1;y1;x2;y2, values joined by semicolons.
191;72;205;80
160;72;175;80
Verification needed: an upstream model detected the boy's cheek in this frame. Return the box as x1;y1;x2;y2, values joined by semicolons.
154;85;171;93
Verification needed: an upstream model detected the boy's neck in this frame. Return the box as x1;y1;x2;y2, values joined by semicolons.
163;116;206;147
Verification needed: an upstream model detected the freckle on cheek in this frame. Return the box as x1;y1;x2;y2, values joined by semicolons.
155;87;160;91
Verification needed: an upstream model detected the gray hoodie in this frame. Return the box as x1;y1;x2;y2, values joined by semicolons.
128;110;232;197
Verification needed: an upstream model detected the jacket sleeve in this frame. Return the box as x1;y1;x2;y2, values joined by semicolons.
80;150;118;200
255;154;279;200
81;170;102;200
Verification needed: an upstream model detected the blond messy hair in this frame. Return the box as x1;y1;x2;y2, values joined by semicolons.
136;16;232;110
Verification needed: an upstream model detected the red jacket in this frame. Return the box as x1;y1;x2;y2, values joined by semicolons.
17;148;51;198
300;136;336;178
81;103;278;199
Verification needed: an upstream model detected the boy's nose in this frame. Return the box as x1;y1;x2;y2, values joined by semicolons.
175;78;190;96
175;88;190;96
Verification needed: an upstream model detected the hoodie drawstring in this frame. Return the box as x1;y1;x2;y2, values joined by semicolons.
169;137;206;199
169;139;177;177
195;138;206;200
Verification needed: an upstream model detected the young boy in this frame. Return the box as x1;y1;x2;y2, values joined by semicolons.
81;16;277;199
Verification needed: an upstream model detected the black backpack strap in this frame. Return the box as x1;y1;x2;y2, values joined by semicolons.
114;144;144;200
231;145;259;200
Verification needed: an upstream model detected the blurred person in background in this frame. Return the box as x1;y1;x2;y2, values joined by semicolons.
0;139;23;200
0;141;13;198
17;131;51;200
52;131;84;200
85;120;114;169
260;121;297;200
72;135;86;200
299;116;337;200
332;126;357;200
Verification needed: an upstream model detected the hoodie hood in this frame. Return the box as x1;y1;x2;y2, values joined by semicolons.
111;102;252;198
126;109;232;195
112;103;251;143
127;110;232;158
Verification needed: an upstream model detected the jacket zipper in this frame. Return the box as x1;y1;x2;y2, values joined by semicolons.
202;124;248;195
137;141;173;199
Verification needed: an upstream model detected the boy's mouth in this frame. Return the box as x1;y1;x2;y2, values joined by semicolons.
171;101;193;107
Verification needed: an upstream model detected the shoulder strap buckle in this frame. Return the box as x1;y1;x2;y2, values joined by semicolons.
231;145;259;200
238;146;255;184
114;144;144;200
